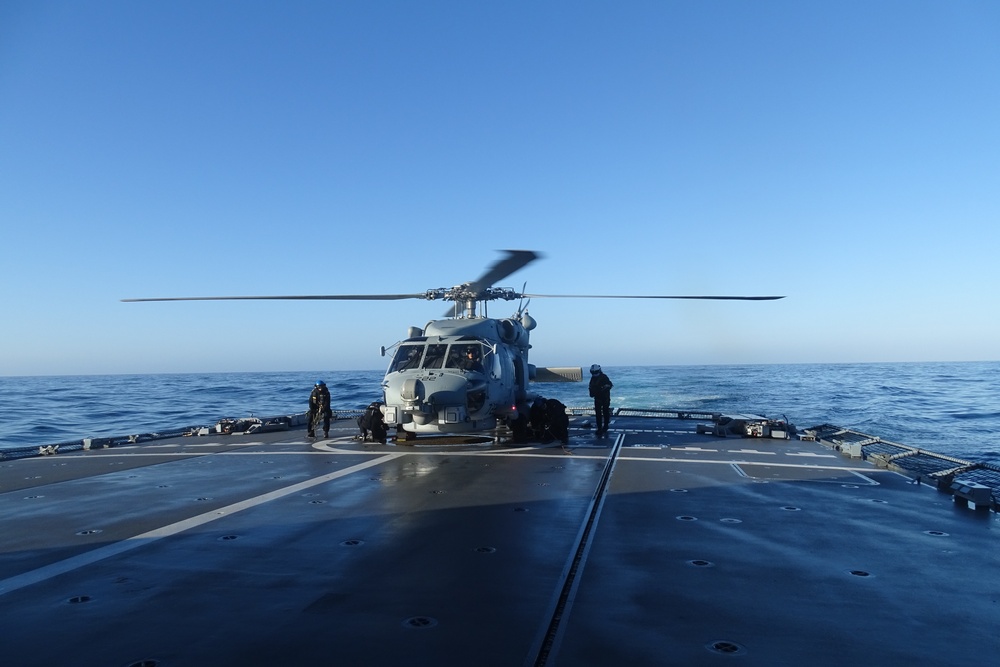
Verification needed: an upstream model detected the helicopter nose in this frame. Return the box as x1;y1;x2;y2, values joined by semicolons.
400;378;424;403
396;374;486;425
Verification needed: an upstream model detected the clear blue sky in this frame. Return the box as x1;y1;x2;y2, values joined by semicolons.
2;1;998;376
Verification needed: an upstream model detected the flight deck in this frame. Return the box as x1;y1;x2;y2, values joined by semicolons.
1;411;998;666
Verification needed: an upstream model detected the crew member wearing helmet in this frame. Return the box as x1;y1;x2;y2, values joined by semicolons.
588;364;614;436
308;380;332;438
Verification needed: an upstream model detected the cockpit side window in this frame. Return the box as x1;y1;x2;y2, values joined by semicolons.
422;344;447;369
390;344;424;373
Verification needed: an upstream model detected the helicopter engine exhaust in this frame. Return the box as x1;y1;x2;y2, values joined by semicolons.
499;319;527;345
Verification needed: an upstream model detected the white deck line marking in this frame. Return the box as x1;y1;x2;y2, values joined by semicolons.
728;449;777;455
730;463;882;486
615;455;884;472
0;453;401;598
65;448;878;475
850;471;881;485
58;451;380;458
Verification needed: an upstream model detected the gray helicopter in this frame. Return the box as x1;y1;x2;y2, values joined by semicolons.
123;250;783;440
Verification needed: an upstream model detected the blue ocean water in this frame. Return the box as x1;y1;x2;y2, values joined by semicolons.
1;362;998;463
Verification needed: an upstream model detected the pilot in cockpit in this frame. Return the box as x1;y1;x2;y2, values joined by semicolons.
460;346;484;373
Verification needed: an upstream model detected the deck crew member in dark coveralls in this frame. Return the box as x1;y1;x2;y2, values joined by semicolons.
308;380;332;438
589;364;613;436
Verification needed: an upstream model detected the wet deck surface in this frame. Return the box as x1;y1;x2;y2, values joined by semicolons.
2;415;999;666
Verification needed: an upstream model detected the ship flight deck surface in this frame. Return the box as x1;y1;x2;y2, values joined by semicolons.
1;411;998;666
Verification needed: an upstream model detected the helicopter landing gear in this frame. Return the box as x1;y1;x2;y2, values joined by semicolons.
396;426;416;445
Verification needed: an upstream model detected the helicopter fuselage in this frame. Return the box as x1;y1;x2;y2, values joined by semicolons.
381;316;533;435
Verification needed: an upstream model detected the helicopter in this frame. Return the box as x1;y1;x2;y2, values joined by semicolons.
123;250;784;440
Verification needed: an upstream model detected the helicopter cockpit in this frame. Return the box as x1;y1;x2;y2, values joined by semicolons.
381;334;511;435
388;338;493;376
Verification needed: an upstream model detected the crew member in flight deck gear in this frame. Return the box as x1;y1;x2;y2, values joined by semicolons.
308;380;332;438
358;401;387;444
589;364;613;436
529;397;548;441
545;398;570;445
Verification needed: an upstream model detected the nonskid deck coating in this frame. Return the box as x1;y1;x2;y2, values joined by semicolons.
1;414;998;666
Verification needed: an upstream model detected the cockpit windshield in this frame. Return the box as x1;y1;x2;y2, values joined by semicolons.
423;344;447;369
389;344;423;373
389;341;488;373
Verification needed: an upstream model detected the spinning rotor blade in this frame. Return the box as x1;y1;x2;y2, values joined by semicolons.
439;250;542;316
121;249;784;312
465;250;541;293
122;294;427;302
520;294;785;300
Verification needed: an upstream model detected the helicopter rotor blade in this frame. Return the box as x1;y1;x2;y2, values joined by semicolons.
121;294;428;302
123;292;784;304
466;250;542;293
519;294;785;300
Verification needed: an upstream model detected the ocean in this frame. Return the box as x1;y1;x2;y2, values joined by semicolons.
2;362;998;463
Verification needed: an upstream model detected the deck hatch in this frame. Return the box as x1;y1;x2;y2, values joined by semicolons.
706;641;747;656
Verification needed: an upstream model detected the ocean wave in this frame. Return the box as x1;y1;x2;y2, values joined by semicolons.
950;412;1000;421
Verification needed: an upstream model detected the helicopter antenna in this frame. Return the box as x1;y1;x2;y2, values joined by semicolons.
516;282;528;317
